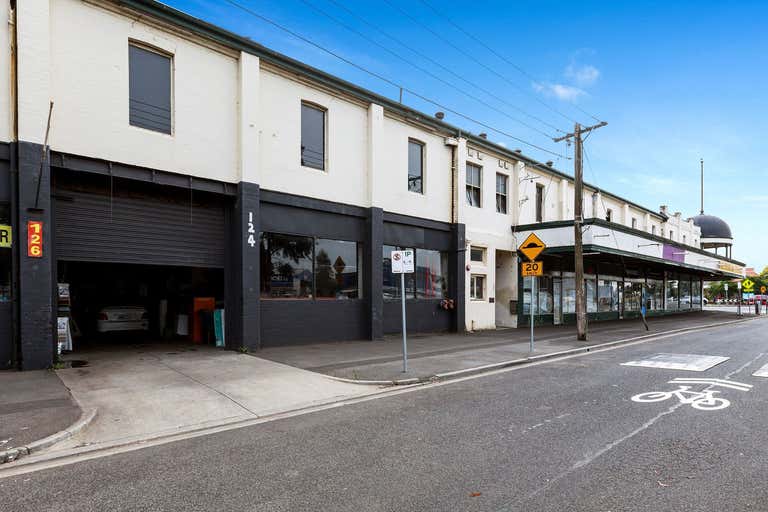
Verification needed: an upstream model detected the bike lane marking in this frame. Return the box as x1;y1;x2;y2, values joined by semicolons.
621;353;730;372
752;362;768;377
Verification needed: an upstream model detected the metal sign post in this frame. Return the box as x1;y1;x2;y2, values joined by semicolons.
530;276;535;352
519;233;546;353
737;281;742;317
391;249;415;373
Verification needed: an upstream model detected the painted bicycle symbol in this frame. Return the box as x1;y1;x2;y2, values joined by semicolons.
631;378;752;412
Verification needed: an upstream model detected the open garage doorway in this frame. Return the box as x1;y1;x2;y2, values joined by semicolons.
58;261;224;350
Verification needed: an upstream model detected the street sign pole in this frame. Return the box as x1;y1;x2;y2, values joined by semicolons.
737;281;742;317
401;272;407;373
518;233;547;354
530;276;535;352
391;249;414;373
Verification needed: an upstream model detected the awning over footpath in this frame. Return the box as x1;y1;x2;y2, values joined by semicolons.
513;219;744;281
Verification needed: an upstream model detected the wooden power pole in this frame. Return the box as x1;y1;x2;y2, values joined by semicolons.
554;121;607;341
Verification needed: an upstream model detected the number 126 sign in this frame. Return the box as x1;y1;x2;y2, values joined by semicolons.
27;221;43;258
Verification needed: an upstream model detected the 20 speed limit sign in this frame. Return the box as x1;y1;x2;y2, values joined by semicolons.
521;260;543;277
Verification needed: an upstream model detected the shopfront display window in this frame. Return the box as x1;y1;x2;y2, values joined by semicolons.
260;232;361;300
585;276;597;313
666;275;679;311
597;278;619;312
415;249;448;299
647;278;664;311
562;273;576;314
679;275;692;310
315;239;359;299
691;278;702;308
623;280;643;312
260;233;314;299
382;245;448;300
538;276;553;314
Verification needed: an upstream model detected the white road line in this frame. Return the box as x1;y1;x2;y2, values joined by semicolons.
668;378;752;391
752;363;768;378
621;353;730;372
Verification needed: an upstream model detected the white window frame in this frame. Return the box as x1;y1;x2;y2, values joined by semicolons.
466;163;482;208
470;246;486;264
470;274;486;300
495;173;508;214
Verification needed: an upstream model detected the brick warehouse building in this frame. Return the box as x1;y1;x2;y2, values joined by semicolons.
0;0;744;369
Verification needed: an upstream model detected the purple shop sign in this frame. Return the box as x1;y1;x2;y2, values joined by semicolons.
662;244;685;263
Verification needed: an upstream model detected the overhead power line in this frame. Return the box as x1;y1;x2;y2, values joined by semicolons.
417;0;603;124
222;0;568;158
299;0;556;138
322;0;565;136
383;0;593;126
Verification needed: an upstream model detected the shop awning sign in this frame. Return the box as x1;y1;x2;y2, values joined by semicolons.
0;224;10;248
519;233;546;262
742;278;755;293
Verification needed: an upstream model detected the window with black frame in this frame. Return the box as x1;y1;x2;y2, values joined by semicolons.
0;203;10;303
408;140;424;194
301;102;326;170
261;233;360;300
315;239;359;299
129;43;172;134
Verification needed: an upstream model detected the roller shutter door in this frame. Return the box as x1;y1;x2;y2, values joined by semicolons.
54;189;226;268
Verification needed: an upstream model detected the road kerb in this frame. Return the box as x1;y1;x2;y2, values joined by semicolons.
330;317;760;385
0;407;97;464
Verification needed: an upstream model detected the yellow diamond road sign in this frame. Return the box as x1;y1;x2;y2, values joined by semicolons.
742;278;755;292
519;232;546;262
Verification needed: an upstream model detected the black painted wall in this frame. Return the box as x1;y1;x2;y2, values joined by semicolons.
0;151;12;368
258;193;368;345
17;142;53;370
227;182;261;351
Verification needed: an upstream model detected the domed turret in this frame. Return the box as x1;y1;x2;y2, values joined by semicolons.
692;214;733;258
692;214;732;240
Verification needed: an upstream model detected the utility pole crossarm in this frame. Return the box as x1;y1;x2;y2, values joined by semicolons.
552;121;607;143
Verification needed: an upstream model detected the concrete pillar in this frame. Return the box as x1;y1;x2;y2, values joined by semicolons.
511;160;520;225
644;212;651;233
559;178;569;220
451;223;466;333
367;104;384;207
238;53;261;184
367;207;384;340
17;0;51;145
622;204;630;226
227;183;260;351
455;138;468;225
17;142;53;369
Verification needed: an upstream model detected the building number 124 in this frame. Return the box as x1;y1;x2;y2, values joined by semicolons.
247;212;256;248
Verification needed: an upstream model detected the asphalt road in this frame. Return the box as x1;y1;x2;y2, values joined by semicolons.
3;317;768;511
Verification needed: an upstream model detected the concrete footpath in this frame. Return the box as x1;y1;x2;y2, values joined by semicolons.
49;345;384;454
258;311;748;383
0;370;85;463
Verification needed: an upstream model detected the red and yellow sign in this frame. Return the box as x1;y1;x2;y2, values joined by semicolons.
27;221;43;258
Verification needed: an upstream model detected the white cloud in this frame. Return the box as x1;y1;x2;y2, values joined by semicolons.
533;82;586;102
565;64;600;87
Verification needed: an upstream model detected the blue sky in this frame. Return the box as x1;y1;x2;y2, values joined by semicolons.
168;0;767;269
